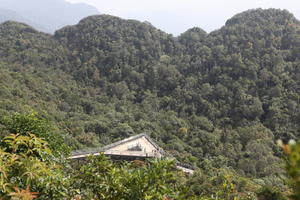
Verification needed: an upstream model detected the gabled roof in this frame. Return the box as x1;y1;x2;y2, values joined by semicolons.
70;133;195;174
71;133;165;157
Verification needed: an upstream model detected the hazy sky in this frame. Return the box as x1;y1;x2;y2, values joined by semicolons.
66;0;300;36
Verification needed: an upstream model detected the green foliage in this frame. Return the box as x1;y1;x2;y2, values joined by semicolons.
256;185;287;200
0;133;70;200
0;112;298;199
1;133;51;158
0;112;70;156
282;140;300;200
0;8;299;193
186;167;260;200
73;154;188;200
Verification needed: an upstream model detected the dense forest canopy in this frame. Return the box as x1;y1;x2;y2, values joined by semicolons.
0;8;299;188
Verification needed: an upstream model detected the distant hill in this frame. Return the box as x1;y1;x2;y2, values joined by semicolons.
0;8;28;23
0;0;99;33
0;8;47;31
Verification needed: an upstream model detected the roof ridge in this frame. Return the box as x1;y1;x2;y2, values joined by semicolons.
143;134;165;155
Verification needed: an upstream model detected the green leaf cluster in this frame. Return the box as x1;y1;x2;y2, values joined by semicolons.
0;133;70;200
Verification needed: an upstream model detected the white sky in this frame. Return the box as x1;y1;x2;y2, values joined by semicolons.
66;0;300;36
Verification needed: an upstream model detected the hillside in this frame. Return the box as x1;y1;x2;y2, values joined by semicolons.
0;8;299;187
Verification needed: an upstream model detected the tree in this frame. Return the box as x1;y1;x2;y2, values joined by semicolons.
0;133;70;200
0;112;69;156
74;154;189;200
280;140;300;200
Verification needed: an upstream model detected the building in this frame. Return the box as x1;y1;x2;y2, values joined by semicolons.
70;133;194;174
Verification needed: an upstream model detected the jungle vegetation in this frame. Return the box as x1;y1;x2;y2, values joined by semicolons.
0;8;299;199
0;112;298;199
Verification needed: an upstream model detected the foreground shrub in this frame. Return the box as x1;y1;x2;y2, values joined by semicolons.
0;133;70;200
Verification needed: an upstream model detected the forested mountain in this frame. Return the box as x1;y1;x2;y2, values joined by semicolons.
0;0;99;32
0;8;299;188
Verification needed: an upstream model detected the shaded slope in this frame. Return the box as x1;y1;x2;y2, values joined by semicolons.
0;21;82;142
178;8;300;136
0;21;71;69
